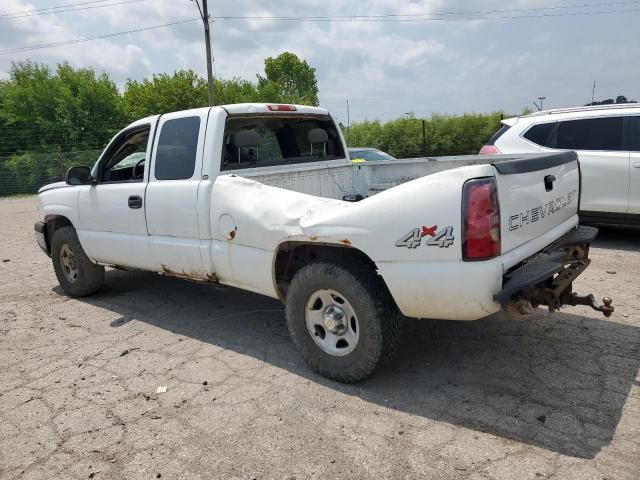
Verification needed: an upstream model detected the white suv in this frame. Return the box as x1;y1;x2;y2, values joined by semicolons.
480;104;640;225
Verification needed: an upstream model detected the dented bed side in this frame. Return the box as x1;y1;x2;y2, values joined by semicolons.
203;163;511;320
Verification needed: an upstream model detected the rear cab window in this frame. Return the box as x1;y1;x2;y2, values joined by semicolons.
221;115;345;170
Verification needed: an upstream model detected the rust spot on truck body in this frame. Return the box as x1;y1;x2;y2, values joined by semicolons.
160;264;219;283
229;229;236;240
339;239;352;246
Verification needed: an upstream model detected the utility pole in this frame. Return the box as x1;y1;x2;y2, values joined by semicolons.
346;99;350;146
591;81;596;105
422;119;427;157
194;0;215;106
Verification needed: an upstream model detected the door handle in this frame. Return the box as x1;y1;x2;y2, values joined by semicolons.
128;195;143;209
544;174;556;192
633;162;640;169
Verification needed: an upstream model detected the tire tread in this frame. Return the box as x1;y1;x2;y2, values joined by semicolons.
51;226;104;297
285;260;401;383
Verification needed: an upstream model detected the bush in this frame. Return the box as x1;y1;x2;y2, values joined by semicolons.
345;112;506;158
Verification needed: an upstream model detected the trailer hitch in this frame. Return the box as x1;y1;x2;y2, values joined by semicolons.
569;294;614;318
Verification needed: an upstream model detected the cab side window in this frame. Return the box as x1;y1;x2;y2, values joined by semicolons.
556;117;624;151
99;125;150;183
154;117;201;180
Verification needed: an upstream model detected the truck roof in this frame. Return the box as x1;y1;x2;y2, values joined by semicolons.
129;104;330;128
221;103;329;116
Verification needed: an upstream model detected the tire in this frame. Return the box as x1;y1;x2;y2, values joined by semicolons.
285;261;401;383
51;225;104;297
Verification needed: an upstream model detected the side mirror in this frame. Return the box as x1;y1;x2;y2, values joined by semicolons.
65;166;94;185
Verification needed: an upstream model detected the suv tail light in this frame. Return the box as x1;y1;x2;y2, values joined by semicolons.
462;177;501;261
480;124;510;154
479;144;501;155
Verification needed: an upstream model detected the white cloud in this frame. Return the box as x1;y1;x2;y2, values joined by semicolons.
0;0;638;121
0;0;154;83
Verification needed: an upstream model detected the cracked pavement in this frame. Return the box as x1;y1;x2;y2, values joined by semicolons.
1;196;639;479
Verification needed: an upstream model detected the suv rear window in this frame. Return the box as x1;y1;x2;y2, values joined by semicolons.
556;116;624;151
523;122;554;147
486;124;510;145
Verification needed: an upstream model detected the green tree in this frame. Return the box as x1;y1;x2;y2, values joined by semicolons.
122;70;209;119
586;94;636;106
0;61;124;195
0;54;322;196
0;61;123;154
214;77;260;105
257;52;319;105
122;71;268;119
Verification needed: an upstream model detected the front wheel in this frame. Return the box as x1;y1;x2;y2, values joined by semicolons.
51;225;105;297
285;261;401;383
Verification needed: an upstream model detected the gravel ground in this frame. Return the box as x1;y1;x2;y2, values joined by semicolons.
1;196;639;480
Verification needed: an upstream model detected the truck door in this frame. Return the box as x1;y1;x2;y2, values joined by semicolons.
77;120;156;269
628;115;640;215
145;109;210;277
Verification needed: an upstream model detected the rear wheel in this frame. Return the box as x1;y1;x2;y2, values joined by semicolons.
51;226;104;297
285;261;401;383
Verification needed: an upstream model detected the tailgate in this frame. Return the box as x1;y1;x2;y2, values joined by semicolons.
493;152;580;254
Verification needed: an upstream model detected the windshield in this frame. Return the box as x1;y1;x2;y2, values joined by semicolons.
112;151;146;170
349;149;395;161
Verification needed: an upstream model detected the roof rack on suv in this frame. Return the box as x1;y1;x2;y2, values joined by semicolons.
525;103;640;117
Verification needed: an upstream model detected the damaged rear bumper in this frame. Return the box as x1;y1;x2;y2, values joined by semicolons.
495;225;614;318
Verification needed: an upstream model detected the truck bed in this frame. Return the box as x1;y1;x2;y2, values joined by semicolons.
230;154;535;200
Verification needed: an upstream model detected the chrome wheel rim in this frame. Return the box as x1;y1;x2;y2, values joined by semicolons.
59;244;78;283
305;289;359;357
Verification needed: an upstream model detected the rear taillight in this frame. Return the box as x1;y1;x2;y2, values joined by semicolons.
462;177;501;261
267;104;297;111
479;145;501;155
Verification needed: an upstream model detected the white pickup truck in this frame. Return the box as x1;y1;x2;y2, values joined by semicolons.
35;103;613;382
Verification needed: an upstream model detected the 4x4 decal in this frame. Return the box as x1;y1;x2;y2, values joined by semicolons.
396;225;455;249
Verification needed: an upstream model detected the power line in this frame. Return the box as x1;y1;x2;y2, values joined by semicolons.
213;4;640;22
0;0;114;18
0;2;637;57
0;0;145;20
0;17;200;56
391;0;640;17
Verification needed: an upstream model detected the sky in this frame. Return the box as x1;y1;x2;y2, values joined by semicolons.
0;0;639;123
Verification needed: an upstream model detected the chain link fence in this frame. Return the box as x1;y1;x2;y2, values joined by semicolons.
0;113;503;197
0;148;103;196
